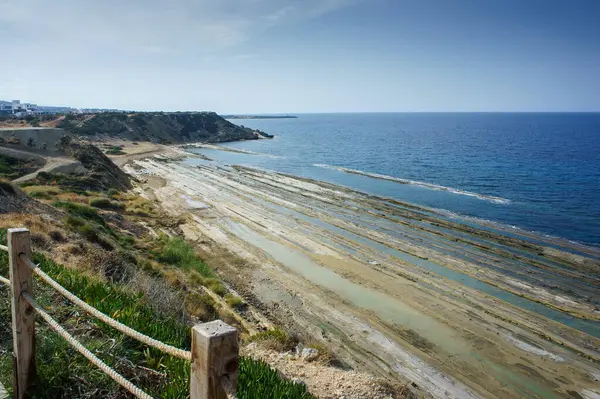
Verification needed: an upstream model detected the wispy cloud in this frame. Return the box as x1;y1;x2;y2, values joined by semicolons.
0;0;358;58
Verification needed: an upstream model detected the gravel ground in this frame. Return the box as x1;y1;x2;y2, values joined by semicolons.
243;343;417;399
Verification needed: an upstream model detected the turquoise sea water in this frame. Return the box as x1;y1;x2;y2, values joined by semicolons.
202;113;600;246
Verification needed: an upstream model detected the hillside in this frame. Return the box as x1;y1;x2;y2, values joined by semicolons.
57;112;274;144
0;173;407;397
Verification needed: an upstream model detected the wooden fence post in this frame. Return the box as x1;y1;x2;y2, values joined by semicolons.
8;228;35;399
190;320;238;399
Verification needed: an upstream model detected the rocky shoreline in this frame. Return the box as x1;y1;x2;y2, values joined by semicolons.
123;145;600;399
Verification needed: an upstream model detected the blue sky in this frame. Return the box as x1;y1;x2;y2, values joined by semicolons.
1;0;599;112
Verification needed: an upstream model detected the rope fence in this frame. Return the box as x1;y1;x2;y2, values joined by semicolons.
2;228;239;399
21;255;192;361
22;292;154;399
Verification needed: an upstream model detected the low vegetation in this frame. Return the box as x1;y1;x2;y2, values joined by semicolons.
155;236;215;278
225;293;245;309
248;329;297;352
105;145;126;155
0;230;315;398
27;171;100;194
22;185;61;199
89;197;126;210
54;201;105;225
0;153;40;179
238;357;315;399
0;238;189;398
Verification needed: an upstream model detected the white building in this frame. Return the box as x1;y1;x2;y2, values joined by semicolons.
0;100;40;115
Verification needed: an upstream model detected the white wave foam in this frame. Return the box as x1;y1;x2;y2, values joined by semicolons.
313;164;511;204
186;143;286;159
226;147;286;159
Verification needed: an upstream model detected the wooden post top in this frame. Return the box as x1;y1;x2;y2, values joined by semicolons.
8;228;30;234
193;320;237;338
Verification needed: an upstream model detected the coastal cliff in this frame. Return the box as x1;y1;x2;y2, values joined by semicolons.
58;112;273;144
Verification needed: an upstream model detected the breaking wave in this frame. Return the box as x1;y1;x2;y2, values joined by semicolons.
313;164;511;205
186;143;286;159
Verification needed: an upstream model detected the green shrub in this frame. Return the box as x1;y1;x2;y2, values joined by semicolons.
77;223;99;242
157;237;215;277
107;188;120;196
63;215;113;250
54;201;105;225
126;207;150;217
89;197;125;211
208;280;227;297
225;293;244;308
64;215;86;228
0;154;39;179
105;149;126;155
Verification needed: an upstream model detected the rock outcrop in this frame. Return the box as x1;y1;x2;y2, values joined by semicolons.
0;180;60;216
58;112;273;144
63;141;132;191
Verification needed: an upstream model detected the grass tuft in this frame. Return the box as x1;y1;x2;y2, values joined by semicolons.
22;185;61;199
184;292;218;321
225;293;245;309
89;197;126;211
248;329;297;352
156;236;215;278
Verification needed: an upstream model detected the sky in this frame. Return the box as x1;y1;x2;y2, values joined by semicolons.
1;0;599;113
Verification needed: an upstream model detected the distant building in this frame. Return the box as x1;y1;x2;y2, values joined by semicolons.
0;103;13;115
0;99;40;116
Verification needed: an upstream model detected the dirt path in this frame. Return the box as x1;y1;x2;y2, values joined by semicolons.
0;145;78;184
125;150;600;399
12;155;79;183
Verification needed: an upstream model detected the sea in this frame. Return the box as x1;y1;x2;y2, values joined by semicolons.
191;113;600;246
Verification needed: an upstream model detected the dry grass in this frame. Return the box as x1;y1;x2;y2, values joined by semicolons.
0;213;58;236
162;268;186;289
21;185;61;199
123;194;158;217
184;291;218;321
125;268;187;322
249;329;297;352
30;232;52;251
54;191;89;204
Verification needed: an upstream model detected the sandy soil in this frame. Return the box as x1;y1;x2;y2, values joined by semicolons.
124;147;600;399
244;344;413;399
